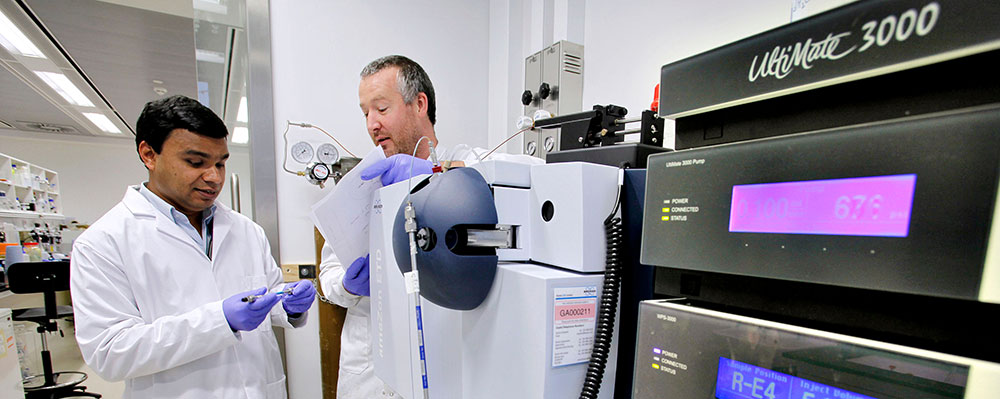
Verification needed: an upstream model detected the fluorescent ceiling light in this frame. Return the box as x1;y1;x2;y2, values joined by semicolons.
34;71;94;107
195;49;225;64
0;9;45;58
193;0;228;15
237;96;248;123
232;126;249;144
83;112;121;134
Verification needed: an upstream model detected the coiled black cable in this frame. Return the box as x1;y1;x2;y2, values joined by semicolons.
579;179;624;399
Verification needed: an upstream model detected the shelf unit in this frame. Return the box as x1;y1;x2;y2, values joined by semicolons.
0;152;64;242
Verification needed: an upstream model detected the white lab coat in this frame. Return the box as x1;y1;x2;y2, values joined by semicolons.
318;146;542;399
71;186;304;399
318;244;386;398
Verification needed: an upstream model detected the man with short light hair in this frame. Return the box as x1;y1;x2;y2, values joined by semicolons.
319;55;541;398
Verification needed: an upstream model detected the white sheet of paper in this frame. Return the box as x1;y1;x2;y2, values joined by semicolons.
310;146;385;264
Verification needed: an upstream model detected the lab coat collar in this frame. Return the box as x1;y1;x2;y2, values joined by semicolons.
211;203;232;261
122;186;233;258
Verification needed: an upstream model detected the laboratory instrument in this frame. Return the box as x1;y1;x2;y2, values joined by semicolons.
642;107;1000;302
369;160;622;398
633;300;1000;399
281;121;361;187
632;0;1000;397
522;41;584;160
537;104;667;168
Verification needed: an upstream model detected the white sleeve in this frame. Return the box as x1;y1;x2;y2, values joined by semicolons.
318;242;362;308
71;240;239;382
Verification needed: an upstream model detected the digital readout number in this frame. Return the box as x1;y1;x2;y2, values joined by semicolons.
735;195;885;221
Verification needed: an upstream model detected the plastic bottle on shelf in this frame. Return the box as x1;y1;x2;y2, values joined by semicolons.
48;198;56;213
4;244;24;268
24;243;42;262
17;166;29;186
0;192;8;210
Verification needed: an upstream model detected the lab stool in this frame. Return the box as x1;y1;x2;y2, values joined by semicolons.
7;261;101;399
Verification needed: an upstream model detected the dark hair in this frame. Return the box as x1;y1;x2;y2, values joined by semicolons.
135;95;228;154
361;55;436;125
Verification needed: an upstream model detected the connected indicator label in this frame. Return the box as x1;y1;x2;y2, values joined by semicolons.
729;174;916;237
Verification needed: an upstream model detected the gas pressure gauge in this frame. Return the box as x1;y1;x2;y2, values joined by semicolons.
316;143;340;164
291;141;314;163
308;163;330;186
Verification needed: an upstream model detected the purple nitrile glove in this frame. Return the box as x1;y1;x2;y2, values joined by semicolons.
281;280;316;315
222;287;280;331
361;154;432;186
343;255;370;297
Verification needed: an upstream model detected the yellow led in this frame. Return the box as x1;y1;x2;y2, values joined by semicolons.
652;363;660;369
662;207;670;212
661;216;669;221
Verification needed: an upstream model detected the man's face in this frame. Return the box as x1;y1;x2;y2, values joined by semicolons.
359;66;424;156
140;128;228;216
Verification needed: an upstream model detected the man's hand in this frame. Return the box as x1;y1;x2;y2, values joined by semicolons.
223;287;280;331
361;154;432;186
343;255;371;296
281;280;316;315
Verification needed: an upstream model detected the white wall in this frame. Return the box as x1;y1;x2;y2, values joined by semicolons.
0;129;254;224
268;1;492;397
581;1;791;148
269;0;492;265
487;0;794;150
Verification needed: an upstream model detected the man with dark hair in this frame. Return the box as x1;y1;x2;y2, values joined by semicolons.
319;56;540;398
71;95;315;399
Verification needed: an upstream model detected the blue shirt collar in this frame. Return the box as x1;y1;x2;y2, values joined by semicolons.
137;183;216;257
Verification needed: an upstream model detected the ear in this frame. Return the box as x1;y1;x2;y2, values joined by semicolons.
138;141;157;171
413;92;429;117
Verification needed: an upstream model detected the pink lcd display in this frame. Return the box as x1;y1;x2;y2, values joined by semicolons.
729;174;917;237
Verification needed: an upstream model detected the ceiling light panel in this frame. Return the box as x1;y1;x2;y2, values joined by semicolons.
34;71;95;107
83;112;121;134
0;8;46;58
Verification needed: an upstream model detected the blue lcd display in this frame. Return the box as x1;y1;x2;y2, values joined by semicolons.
715;357;879;399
